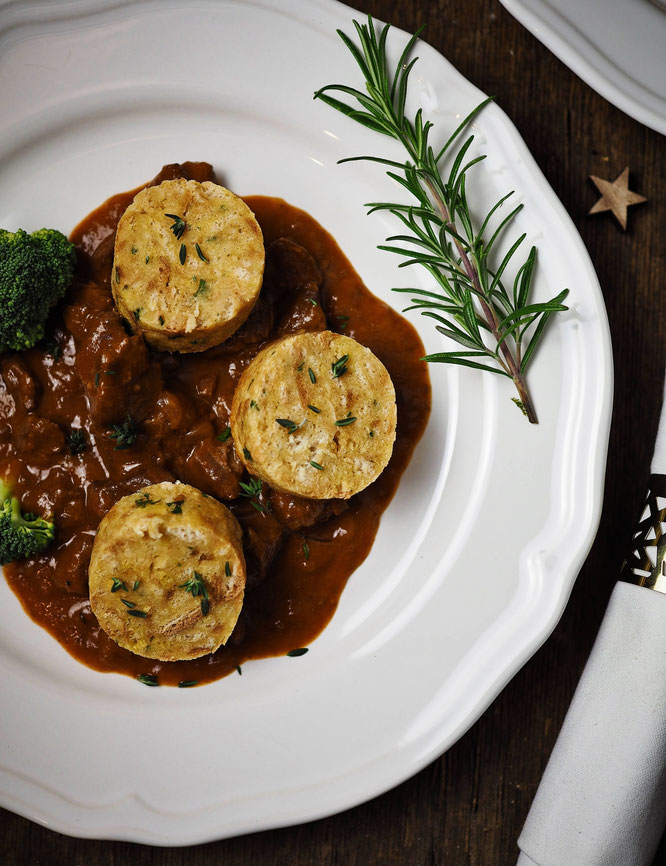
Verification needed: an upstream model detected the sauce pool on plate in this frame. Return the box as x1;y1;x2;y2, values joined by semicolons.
0;162;431;686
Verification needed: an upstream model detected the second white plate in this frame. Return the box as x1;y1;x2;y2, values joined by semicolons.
500;0;666;134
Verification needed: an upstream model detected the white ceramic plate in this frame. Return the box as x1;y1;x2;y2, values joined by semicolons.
500;0;666;135
0;0;612;845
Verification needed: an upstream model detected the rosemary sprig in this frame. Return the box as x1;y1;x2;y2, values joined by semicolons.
314;16;569;423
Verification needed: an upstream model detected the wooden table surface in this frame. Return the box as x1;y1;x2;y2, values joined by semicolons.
2;0;664;863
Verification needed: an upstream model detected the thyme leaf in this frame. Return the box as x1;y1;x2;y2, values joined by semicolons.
66;428;86;455
108;415;137;450
179;570;209;616
276;418;306;434
135;492;160;508
331;354;349;378
165;213;186;239
239;477;269;513
334;412;356;426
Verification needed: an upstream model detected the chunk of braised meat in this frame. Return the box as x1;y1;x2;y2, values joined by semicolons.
18;464;78;523
45;529;95;595
277;280;327;335
149;161;215;186
268;488;348;531
64;282;163;427
263;238;323;302
144;389;199;438
86;470;175;520
16;416;65;466
233;504;285;590
165;426;246;500
261;239;328;334
217;295;275;352
0;356;41;413
87;233;115;286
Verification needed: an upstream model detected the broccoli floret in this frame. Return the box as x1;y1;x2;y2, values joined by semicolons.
0;227;76;353
0;479;55;565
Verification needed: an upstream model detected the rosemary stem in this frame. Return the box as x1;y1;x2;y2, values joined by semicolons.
423;177;538;423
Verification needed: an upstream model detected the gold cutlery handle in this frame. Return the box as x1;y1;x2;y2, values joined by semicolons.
621;475;666;592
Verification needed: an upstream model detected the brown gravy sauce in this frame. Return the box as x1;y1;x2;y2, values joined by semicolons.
0;162;430;686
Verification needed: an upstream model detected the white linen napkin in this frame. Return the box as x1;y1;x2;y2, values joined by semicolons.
517;373;666;866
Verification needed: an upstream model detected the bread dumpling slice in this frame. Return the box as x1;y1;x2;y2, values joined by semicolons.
230;331;396;499
112;178;264;352
88;482;245;661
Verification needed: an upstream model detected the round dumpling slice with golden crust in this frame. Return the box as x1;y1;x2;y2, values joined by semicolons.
230;331;396;499
112;178;264;352
88;481;245;661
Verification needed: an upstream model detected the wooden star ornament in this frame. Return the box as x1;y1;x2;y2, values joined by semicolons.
588;167;647;230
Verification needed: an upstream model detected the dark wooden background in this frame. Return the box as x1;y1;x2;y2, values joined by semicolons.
1;0;664;863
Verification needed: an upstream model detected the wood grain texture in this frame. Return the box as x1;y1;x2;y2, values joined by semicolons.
1;0;664;863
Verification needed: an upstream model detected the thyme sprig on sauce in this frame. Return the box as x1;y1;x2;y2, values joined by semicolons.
314;16;569;423
239;477;270;513
41;335;62;360
66;428;86;455
108;415;137;450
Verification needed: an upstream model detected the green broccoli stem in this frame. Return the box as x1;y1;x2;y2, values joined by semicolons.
1;480;54;541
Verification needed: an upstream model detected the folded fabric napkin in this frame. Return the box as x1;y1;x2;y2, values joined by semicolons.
517;372;666;866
